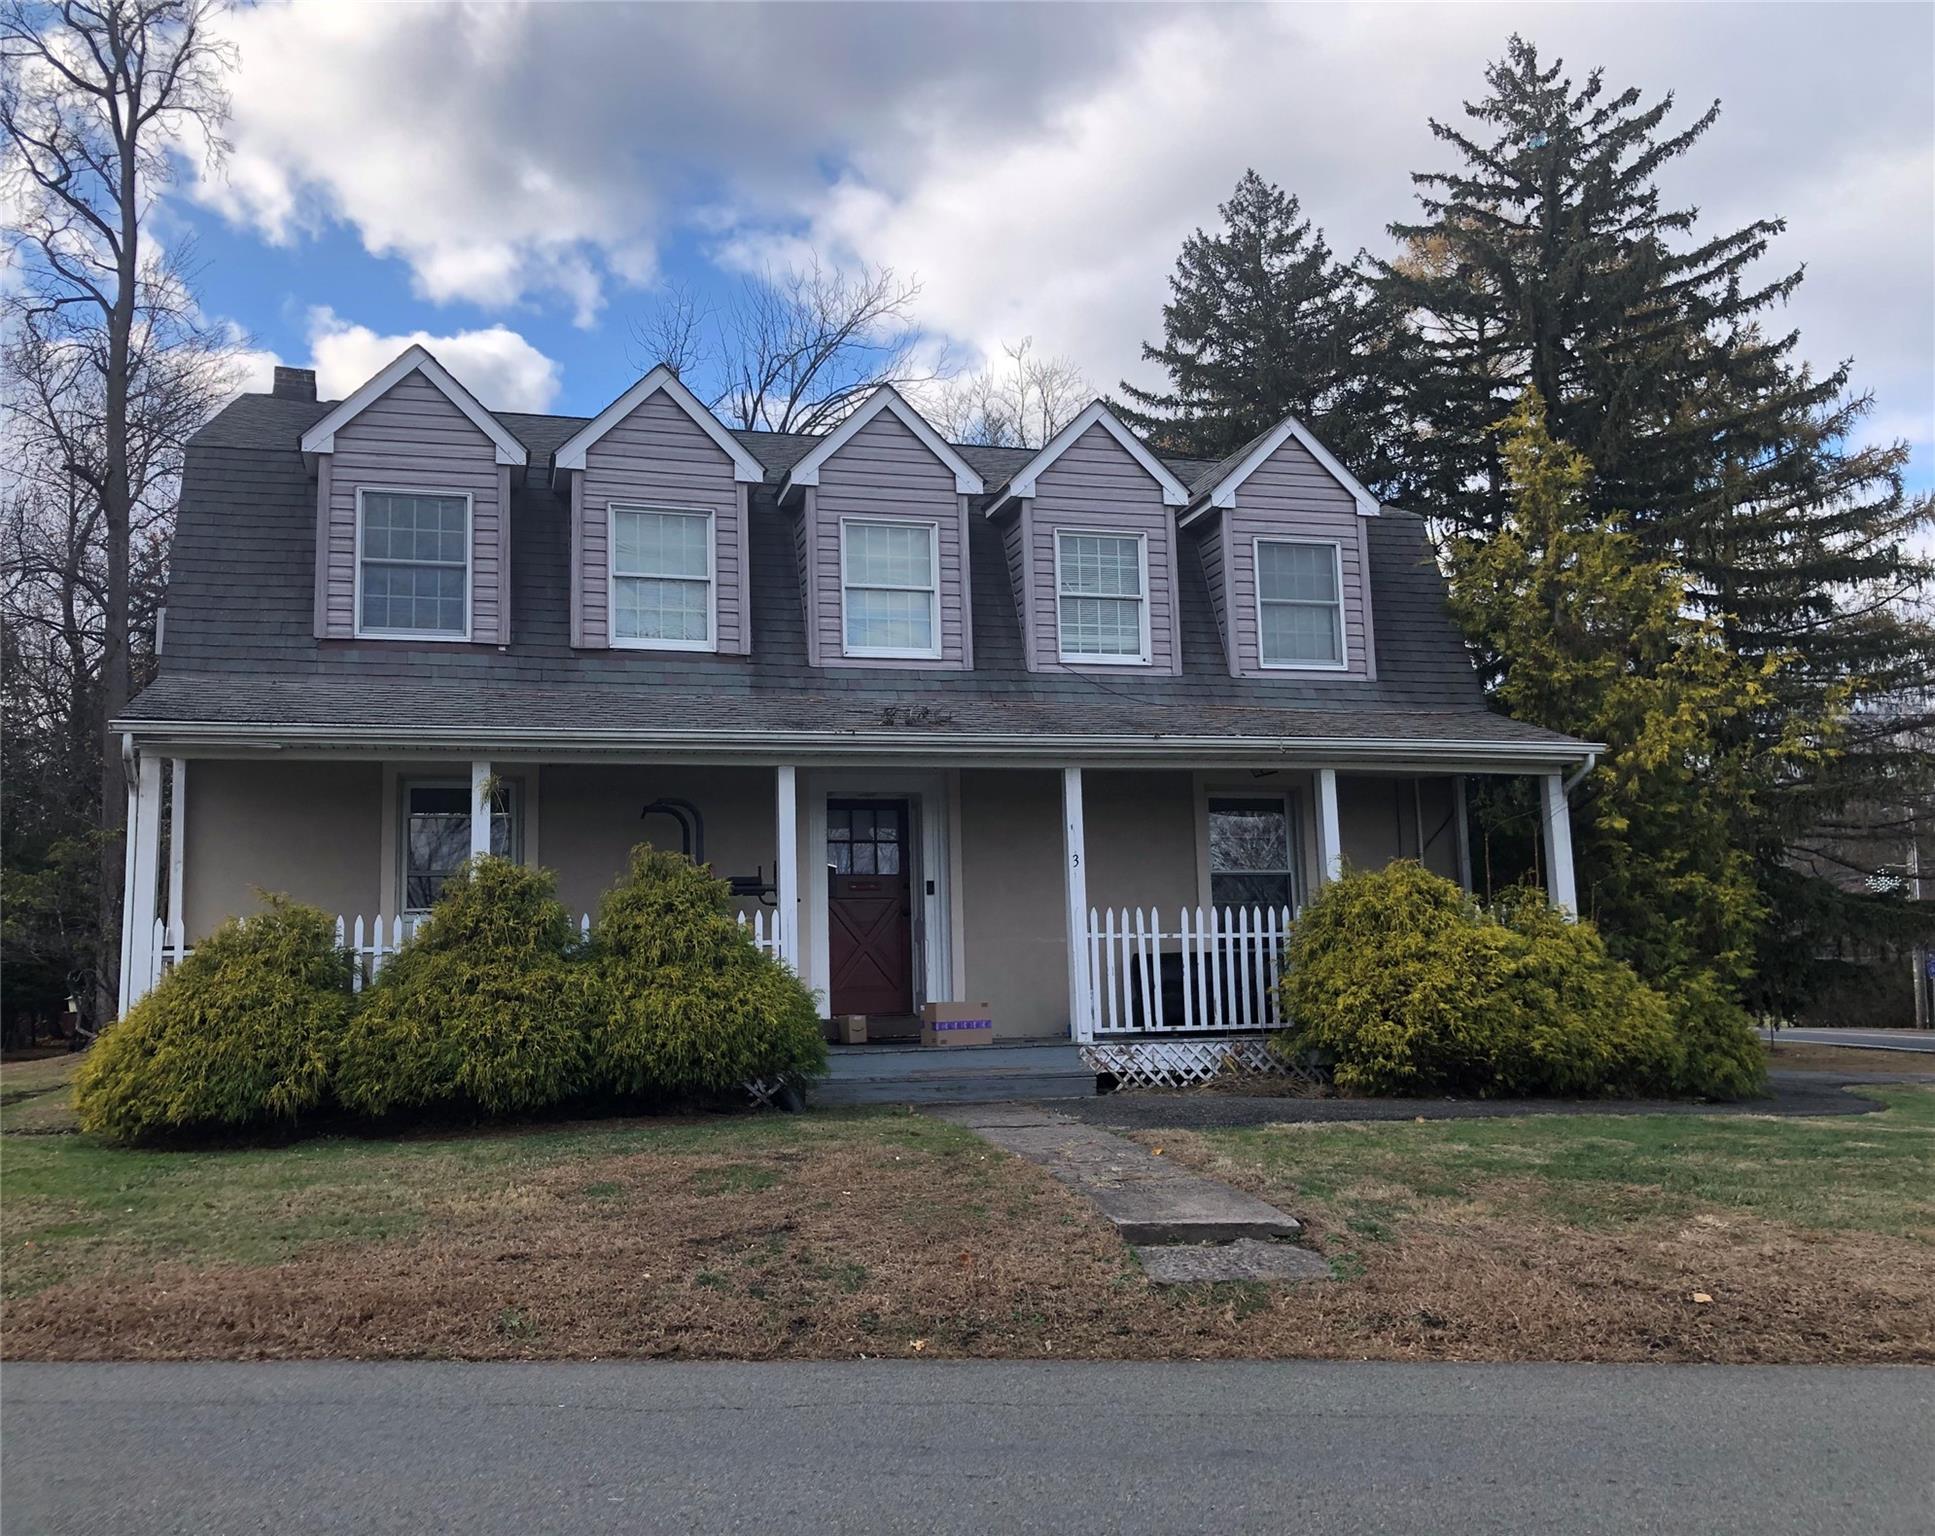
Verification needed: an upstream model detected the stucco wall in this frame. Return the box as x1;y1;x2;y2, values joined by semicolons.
958;769;1068;1039
182;759;382;938
1083;770;1200;914
1337;774;1460;882
538;764;778;917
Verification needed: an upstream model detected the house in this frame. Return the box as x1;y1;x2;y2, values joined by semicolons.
114;346;1597;1076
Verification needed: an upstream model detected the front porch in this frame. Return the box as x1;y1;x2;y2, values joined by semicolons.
120;751;1584;1053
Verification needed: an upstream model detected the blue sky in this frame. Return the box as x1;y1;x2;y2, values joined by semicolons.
179;2;1933;493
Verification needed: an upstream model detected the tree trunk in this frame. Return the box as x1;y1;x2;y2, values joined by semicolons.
95;69;138;1028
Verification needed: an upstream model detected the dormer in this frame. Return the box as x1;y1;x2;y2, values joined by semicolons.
1180;415;1380;680
983;400;1189;674
301;345;527;645
779;387;982;670
553;366;765;655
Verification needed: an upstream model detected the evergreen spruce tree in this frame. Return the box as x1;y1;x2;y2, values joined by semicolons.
1380;36;1934;1011
1118;170;1390;475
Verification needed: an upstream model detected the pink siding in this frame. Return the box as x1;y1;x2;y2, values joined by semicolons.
1001;511;1031;661
1023;423;1182;674
1222;436;1371;678
805;410;971;669
315;370;506;642
577;391;747;653
1195;514;1230;667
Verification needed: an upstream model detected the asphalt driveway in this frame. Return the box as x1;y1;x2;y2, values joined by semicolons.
4;1361;1928;1535
1766;1028;1934;1054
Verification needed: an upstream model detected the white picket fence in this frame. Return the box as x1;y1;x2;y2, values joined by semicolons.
140;906;787;999
1079;905;1295;1041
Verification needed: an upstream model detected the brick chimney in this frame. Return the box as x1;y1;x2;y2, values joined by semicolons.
272;366;317;401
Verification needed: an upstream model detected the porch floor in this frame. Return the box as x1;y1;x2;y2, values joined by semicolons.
815;1040;1096;1107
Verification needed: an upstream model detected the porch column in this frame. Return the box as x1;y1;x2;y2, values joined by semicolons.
1061;768;1091;1041
1452;775;1473;893
166;758;187;948
469;759;493;861
1540;771;1578;917
125;751;163;1006
775;765;799;965
116;746;140;1015
1315;767;1343;885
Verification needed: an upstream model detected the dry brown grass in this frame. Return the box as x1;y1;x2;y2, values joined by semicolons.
6;1092;1932;1366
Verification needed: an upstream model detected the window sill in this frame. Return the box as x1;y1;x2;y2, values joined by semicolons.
609;638;717;653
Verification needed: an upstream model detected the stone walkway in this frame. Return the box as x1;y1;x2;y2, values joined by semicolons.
929;1103;1331;1285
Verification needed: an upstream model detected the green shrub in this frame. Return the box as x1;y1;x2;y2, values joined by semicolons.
75;898;351;1141
587;847;825;1099
336;858;596;1118
1275;862;1763;1099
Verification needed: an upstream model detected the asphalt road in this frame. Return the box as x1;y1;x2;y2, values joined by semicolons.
4;1361;1929;1535
1769;1027;1934;1053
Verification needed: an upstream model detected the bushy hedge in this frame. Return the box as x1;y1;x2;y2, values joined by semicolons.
587;847;825;1099
335;858;596;1118
75;898;352;1141
1275;862;1766;1100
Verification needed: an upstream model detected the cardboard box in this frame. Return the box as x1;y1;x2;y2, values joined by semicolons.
920;1001;994;1047
838;1015;869;1045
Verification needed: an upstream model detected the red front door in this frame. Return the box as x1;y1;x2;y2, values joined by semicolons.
827;800;914;1019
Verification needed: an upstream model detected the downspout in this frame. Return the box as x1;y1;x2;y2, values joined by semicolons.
1562;751;1598;796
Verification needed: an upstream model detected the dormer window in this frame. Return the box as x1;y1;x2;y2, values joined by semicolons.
610;505;714;650
356;489;470;640
841;517;940;658
1056;529;1149;665
1256;538;1345;668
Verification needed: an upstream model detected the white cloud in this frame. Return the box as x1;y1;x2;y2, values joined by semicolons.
197;0;1164;326
294;308;561;411
196;2;1931;471
744;3;1934;450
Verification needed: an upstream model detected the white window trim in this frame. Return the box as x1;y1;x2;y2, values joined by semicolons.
1054;527;1152;666
606;502;718;653
353;485;474;643
398;775;522;915
1253;535;1348;672
838;514;943;660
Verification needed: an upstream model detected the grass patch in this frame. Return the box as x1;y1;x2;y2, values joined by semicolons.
1190;1087;1935;1240
4;1081;1930;1367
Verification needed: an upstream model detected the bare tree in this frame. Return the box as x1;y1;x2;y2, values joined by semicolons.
933;337;1089;449
626;278;711;381
629;258;943;435
2;0;236;1022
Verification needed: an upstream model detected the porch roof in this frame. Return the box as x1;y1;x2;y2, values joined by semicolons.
120;392;1594;769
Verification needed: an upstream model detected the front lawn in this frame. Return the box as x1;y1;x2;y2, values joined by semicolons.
1154;1087;1935;1363
3;1059;1930;1364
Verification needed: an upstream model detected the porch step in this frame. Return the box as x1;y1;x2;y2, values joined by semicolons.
813;1041;1097;1106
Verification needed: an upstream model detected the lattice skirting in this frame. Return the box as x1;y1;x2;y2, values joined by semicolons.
1080;1035;1304;1089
